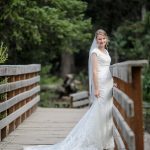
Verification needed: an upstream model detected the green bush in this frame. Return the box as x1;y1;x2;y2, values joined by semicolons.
40;65;63;85
0;42;8;64
110;12;150;62
143;65;150;102
0;44;8;103
75;71;88;91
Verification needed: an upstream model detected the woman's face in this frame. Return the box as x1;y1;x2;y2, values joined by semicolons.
96;34;107;49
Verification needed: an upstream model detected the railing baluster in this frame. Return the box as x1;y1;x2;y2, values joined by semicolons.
0;64;41;141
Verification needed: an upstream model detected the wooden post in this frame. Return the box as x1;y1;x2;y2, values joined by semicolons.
8;76;16;134
21;74;26;122
131;67;144;150
15;75;21;128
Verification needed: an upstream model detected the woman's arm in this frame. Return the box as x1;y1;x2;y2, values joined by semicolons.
91;53;100;98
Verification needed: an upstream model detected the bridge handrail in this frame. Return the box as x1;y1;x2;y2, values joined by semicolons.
110;59;148;150
0;64;41;141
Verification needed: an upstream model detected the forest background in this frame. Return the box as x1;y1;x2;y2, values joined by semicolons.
0;0;149;106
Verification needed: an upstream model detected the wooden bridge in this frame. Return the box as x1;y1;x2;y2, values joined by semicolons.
0;107;88;150
0;60;149;150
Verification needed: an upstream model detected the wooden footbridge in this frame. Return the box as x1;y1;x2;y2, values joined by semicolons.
0;107;88;150
0;60;149;150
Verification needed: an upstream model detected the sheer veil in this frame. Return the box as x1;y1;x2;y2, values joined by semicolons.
88;37;98;104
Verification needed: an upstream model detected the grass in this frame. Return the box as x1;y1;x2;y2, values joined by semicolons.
39;90;59;107
40;75;63;85
39;74;64;108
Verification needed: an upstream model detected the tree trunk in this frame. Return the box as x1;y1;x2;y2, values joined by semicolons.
114;48;118;63
61;52;75;78
141;3;146;21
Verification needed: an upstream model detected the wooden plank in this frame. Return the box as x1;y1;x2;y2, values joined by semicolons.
0;107;149;150
110;60;148;83
72;99;89;108
0;107;88;150
113;87;134;117
0;86;40;113
70;91;88;101
113;125;126;150
111;60;148;67
131;67;144;150
113;105;135;150
0;96;40;130
0;64;41;76
0;76;40;94
110;65;131;83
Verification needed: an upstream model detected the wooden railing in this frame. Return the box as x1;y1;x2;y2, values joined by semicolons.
0;64;41;141
70;91;89;108
0;60;148;150
110;60;148;150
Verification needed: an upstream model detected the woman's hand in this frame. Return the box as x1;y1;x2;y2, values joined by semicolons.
94;89;100;98
113;83;117;88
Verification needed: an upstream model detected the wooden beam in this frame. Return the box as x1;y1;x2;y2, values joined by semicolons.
113;87;134;117
113;125;126;150
110;60;148;83
113;105;135;150
0;86;40;113
70;91;88;101
0;64;41;76
0;96;40;130
72;99;89;108
0;76;40;94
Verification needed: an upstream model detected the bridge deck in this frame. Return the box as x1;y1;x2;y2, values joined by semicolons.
0;107;150;150
0;107;88;150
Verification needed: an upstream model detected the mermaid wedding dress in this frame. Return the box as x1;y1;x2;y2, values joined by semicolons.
23;48;114;150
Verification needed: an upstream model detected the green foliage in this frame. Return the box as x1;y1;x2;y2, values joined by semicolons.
40;65;63;84
143;65;150;102
41;76;63;85
110;12;150;62
0;0;92;64
75;71;88;90
0;113;6;120
0;93;7;102
110;12;150;102
0;42;8;63
84;0;149;32
0;77;8;84
0;77;8;106
40;65;52;77
39;90;61;108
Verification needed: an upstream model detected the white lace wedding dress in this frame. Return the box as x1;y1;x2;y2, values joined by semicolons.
23;48;114;150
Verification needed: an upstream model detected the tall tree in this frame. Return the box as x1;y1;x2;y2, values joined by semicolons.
0;0;92;76
84;0;150;32
50;0;92;77
110;12;150;62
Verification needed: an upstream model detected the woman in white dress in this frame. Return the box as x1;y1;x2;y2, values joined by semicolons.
23;29;114;150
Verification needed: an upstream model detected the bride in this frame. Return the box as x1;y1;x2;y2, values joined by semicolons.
23;29;115;150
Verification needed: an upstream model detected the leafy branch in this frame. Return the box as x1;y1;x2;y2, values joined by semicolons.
0;42;8;64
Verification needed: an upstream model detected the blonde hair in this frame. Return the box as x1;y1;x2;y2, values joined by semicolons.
95;29;109;49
